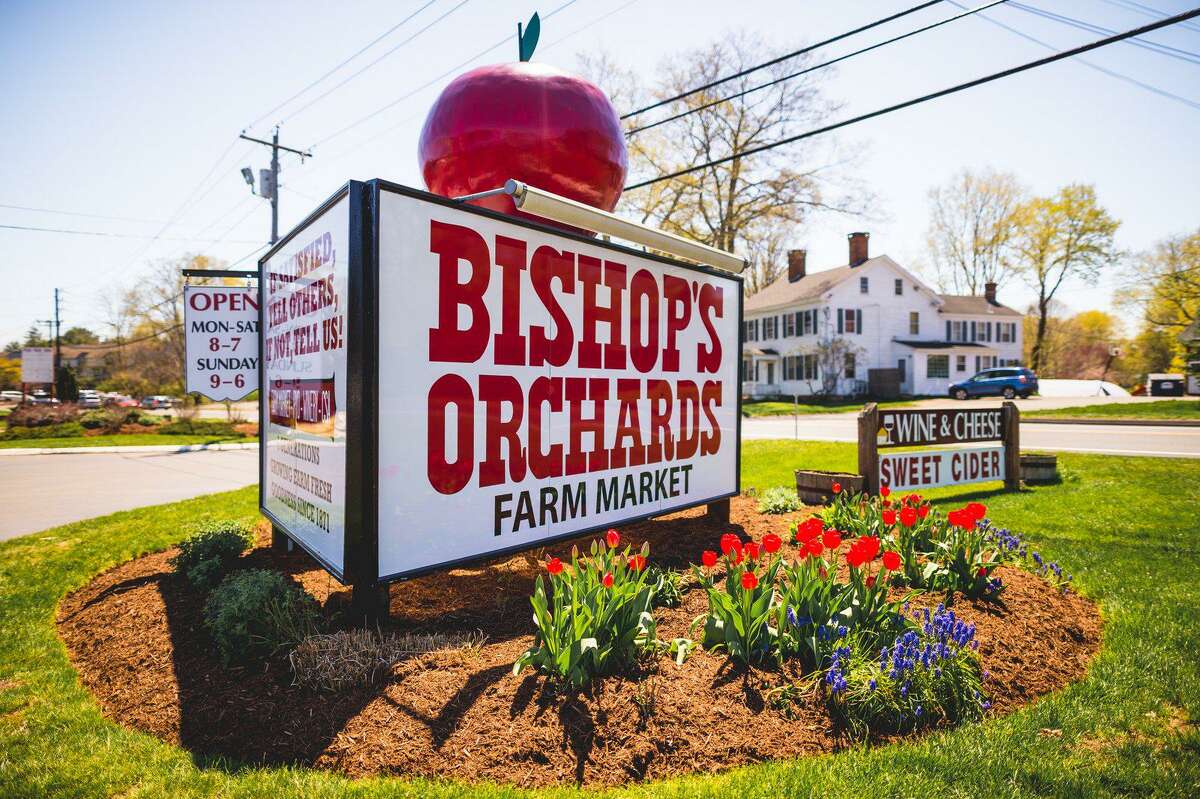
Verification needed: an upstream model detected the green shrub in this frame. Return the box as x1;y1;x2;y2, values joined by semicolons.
757;486;802;514
158;418;240;436
204;569;321;664
647;566;684;608
0;421;85;440
171;521;254;589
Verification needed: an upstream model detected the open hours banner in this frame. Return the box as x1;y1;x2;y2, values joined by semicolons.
258;181;741;586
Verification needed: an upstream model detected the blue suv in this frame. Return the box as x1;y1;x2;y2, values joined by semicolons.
949;367;1038;400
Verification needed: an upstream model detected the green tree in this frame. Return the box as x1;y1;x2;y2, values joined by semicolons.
1118;229;1200;372
22;325;49;348
1012;184;1120;373
60;327;100;345
55;366;79;403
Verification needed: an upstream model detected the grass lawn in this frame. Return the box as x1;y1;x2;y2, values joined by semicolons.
742;399;915;417
1;443;1198;797
1026;400;1200;422
0;434;257;450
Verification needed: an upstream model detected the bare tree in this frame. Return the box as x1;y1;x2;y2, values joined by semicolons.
580;33;870;295
924;167;1024;294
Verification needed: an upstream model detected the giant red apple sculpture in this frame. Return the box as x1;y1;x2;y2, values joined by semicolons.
418;62;627;230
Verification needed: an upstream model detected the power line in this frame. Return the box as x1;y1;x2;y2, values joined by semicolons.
1009;1;1200;64
244;0;441;132
948;0;1200;111
277;0;474;127
307;0;582;149
0;222;261;244
623;7;1200;192
0;203;168;225
1095;0;1200;33
627;0;1009;137
620;0;946;120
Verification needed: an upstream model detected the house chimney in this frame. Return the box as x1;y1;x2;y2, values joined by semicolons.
848;232;869;267
787;249;807;282
984;281;997;304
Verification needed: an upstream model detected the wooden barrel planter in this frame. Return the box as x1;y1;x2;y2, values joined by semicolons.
795;469;864;505
1020;453;1059;484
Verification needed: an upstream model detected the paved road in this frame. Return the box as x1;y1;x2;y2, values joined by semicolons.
742;416;1200;458
0;448;258;541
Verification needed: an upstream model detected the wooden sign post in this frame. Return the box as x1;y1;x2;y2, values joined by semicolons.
857;402;1021;495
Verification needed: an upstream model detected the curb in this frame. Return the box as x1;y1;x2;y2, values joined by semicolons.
1023;418;1200;427
0;441;260;457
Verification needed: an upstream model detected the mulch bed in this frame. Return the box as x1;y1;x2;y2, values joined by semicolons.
57;497;1102;788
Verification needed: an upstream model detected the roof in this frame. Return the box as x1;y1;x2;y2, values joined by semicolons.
743;262;864;312
937;294;1022;317
744;346;778;356
893;340;993;350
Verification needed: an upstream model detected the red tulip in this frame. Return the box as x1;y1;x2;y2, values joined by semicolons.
701;550;718;568
880;485;891;498
805;539;824;558
917;504;930;519
763;533;782;554
832;482;842;494
866;575;877;588
741;571;758;590
744;541;760;562
977;567;988;577
720;532;740;555
900;506;917;527
883;509;897;526
606;529;621;548
546;557;563;575
822;530;842;550
628;554;647;572
602;572;614;588
795;518;823;543
882;550;902;571
967;502;988;521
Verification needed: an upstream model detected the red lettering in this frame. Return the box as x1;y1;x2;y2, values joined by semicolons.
478;375;526;487
492;236;527;366
428;221;490;363
427;374;474;494
528;246;575;367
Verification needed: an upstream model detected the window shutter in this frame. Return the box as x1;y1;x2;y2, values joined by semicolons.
856;309;863;335
837;309;844;334
945;320;951;341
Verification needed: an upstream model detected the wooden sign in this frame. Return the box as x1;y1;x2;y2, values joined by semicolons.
876;408;1003;448
858;402;1019;494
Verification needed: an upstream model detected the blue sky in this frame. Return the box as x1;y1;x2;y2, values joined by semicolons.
1;0;1198;345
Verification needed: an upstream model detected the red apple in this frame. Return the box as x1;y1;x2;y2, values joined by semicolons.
418;62;627;232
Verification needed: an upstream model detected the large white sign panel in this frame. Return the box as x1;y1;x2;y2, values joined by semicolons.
260;198;349;577
20;347;53;384
376;190;741;580
184;286;260;400
880;445;1006;491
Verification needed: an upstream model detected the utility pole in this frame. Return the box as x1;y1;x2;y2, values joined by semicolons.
53;288;62;375
239;127;312;245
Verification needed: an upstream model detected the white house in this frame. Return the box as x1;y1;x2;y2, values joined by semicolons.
742;232;1024;398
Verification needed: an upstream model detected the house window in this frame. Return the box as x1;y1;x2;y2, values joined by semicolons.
895;278;903;296
844;352;856;379
956;355;966;372
742;358;753;381
860;277;869;294
804;353;818;380
839;308;861;334
783;313;795;337
909;311;920;335
927;354;950;378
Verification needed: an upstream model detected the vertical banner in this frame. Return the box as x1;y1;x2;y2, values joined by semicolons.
260;197;350;578
374;187;741;581
183;286;260;400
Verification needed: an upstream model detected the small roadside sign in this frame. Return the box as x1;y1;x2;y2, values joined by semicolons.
20;347;53;384
184;285;259;401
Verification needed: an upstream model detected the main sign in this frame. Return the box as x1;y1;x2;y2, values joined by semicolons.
260;181;741;588
21;347;53;384
184;285;260;400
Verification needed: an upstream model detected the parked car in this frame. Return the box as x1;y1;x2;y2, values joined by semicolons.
29;390;61;405
949;367;1039;400
141;395;174;409
0;390;27;403
77;390;102;408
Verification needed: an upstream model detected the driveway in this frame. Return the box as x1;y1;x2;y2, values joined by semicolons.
0;448;258;541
